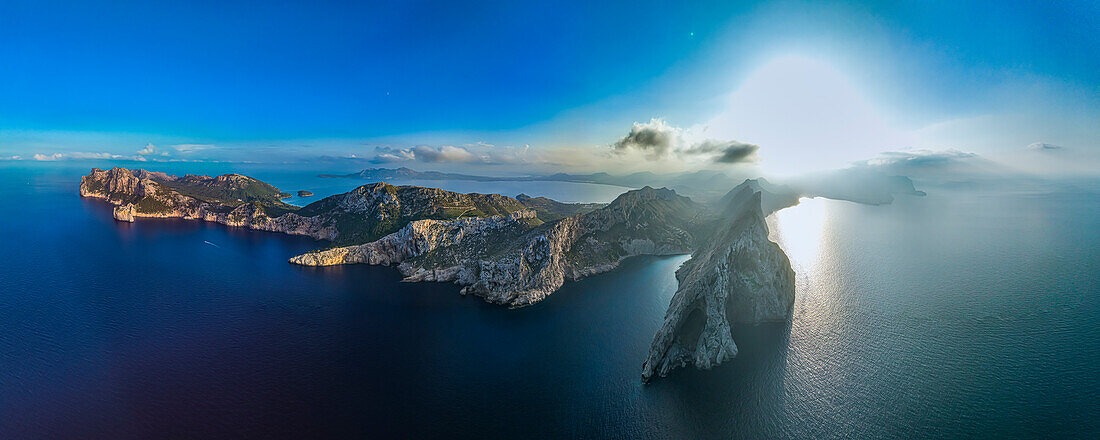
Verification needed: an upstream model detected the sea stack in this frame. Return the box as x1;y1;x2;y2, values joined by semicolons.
641;183;796;382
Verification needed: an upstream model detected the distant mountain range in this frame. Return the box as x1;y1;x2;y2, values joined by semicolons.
320;167;644;187
323;166;926;204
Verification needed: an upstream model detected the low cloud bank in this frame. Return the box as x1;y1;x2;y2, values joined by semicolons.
1027;142;1063;151
368;144;531;165
860;149;977;169
18;143;221;163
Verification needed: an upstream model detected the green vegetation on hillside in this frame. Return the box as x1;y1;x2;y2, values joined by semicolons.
162;175;295;207
135;195;172;214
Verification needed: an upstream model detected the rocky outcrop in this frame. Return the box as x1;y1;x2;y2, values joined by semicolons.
80;167;337;240
290;186;711;307
113;203;136;222
289;209;540;266
81;167;601;246
641;183;795;382
84;167;803;380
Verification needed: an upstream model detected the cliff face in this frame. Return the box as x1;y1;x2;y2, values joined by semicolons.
289;209;540;267
294;182;535;245
80;167;335;239
80;167;599;246
641;183;795;382
290;186;711;307
83;167;801;380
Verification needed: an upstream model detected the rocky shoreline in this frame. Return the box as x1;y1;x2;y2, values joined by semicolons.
81;166;917;380
80;167;336;239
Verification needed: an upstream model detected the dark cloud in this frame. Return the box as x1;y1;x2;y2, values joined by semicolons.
684;139;760;163
612;119;678;159
612;118;760;164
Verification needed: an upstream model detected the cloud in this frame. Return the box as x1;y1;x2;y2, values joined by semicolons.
1026;142;1063;151
137;143;171;157
611;118;760;164
33;152;125;161
683;139;761;163
33;153;65;161
368;144;532;165
861;149;977;169
24;143;219;163
612;119;681;159
169;144;215;152
477;144;531;164
369;145;476;163
369;146;418;163
413;145;477;163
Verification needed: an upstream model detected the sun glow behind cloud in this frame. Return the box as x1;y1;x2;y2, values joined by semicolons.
707;55;913;176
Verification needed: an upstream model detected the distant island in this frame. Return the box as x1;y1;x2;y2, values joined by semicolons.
320;166;635;187
324;166;926;204
80;166;920;381
297;190;314;197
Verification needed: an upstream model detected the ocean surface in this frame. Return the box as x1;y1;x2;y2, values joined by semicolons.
1;162;1098;439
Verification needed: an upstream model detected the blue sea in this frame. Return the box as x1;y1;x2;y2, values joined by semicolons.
1;162;1098;439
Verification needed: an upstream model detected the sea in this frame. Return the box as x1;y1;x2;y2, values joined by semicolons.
1;161;1098;439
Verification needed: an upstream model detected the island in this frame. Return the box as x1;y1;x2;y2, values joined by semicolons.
325;166;926;203
297;190;314;197
80;166;916;381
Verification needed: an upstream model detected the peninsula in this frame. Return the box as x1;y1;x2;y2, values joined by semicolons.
80;166;911;380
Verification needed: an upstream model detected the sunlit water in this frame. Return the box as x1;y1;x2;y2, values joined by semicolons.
1;162;1098;439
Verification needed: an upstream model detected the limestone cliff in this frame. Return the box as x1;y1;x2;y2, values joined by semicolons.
289;209;540;267
80;167;598;246
80;167;335;239
641;182;796;382
290;186;711;307
85;167;803;380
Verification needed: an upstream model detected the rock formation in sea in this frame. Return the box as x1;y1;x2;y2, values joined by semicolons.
641;183;796;382
82;167;913;380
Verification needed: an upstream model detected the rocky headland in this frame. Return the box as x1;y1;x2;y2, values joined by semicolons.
291;186;711;307
82;167;919;380
80;167;596;245
80;167;330;238
641;183;796;382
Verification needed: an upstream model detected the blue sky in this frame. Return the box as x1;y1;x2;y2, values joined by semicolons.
1;0;1097;174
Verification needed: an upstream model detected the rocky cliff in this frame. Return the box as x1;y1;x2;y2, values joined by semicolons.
290;186;712;307
289;209;541;267
80;167;598;245
80;167;332;238
641;182;796;382
84;167;803;380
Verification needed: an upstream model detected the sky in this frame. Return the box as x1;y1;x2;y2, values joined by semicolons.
1;0;1098;176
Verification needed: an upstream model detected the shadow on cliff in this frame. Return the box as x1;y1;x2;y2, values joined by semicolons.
642;320;794;438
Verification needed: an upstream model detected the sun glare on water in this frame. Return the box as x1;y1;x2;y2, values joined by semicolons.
767;197;828;271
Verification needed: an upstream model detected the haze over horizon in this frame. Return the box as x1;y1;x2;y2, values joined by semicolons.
2;1;1098;179
3;3;1100;438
